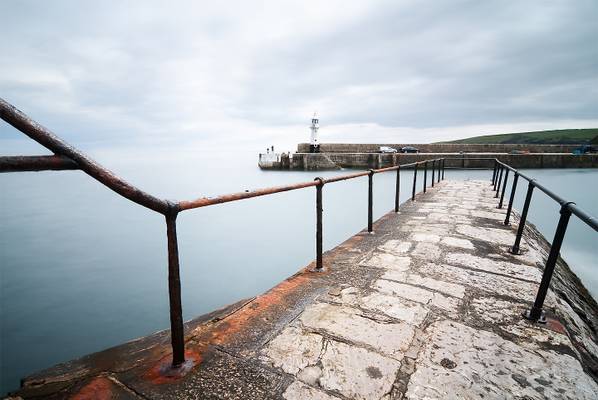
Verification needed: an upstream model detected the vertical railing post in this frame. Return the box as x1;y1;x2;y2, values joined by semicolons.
493;163;500;190
495;165;504;197
524;203;573;322
368;170;374;232
491;158;498;185
394;166;400;213
512;181;535;254
504;172;518;225
498;168;509;208
441;158;445;180
423;161;428;193
431;160;435;187
412;163;418;200
438;158;442;183
165;204;185;367
315;178;324;270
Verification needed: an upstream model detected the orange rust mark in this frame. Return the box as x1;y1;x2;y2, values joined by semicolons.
143;229;365;386
208;272;312;346
545;318;567;335
71;377;113;400
144;350;201;385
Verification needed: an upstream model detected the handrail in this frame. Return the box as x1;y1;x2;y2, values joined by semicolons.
0;97;447;374
491;158;597;323
0;99;170;214
494;159;598;232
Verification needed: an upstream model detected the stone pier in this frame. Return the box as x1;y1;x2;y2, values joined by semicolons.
10;180;598;399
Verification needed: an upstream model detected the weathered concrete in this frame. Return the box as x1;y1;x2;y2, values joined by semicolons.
297;143;584;154
280;152;598;170
8;180;598;399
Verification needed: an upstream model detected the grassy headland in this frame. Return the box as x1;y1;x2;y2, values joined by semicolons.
439;129;598;145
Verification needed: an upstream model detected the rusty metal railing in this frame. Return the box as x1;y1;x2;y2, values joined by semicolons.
0;98;446;371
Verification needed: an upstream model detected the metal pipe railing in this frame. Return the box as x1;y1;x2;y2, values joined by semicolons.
0;155;79;172
2;98;450;371
492;159;597;323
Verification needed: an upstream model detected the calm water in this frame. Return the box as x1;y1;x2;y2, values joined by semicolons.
1;150;597;393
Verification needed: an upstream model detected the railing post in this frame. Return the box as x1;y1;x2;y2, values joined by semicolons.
165;205;185;367
498;168;509;208
492;164;501;192
368;170;374;232
431;160;435;187
504;172;518;225
512;181;535;254
441;158;445;180
524;203;573;322
315;178;324;270
412;163;418;200
394;166;400;213
491;159;498;185
423;161;428;193
495;165;504;197
438;159;442;183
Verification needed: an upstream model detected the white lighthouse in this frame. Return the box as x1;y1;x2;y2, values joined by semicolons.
309;112;320;153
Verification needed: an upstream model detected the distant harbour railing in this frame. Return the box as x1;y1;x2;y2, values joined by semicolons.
1;97;596;374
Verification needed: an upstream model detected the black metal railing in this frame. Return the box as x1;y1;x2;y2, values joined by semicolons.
0;98;446;372
490;159;598;322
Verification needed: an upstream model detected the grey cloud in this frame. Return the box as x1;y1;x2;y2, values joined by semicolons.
1;0;596;148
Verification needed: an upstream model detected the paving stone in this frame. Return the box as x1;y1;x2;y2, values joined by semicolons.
470;209;506;220
299;303;415;360
319;340;401;400
361;252;411;271
411;242;441;261
283;381;339;400
406;320;598;400
444;252;543;282
404;274;465;299
421;262;554;305
261;326;323;375
456;224;519;246
377;240;412;255
439;236;474;249
411;233;440;243
361;292;429;325
373;279;460;315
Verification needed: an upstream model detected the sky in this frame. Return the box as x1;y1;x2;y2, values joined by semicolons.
1;0;597;155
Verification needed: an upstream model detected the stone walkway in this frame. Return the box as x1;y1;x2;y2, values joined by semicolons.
12;180;598;400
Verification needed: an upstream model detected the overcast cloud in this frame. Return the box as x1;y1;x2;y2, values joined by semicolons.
1;0;597;153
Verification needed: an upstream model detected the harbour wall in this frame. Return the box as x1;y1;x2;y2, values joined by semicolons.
269;153;598;170
297;143;583;154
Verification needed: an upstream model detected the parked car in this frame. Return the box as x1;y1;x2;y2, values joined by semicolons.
400;146;419;153
379;146;398;153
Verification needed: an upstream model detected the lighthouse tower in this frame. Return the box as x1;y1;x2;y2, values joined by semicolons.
309;112;320;153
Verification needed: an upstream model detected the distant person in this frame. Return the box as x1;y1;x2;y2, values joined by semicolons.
271;145;274;152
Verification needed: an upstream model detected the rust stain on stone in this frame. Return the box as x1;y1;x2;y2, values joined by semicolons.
71;377;113;400
194;272;314;346
144;350;202;385
545;317;567;335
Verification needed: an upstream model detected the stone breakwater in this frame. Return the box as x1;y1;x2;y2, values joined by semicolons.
10;180;598;399
262;152;598;170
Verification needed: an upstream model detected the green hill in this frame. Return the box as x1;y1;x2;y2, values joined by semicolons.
439;129;598;145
